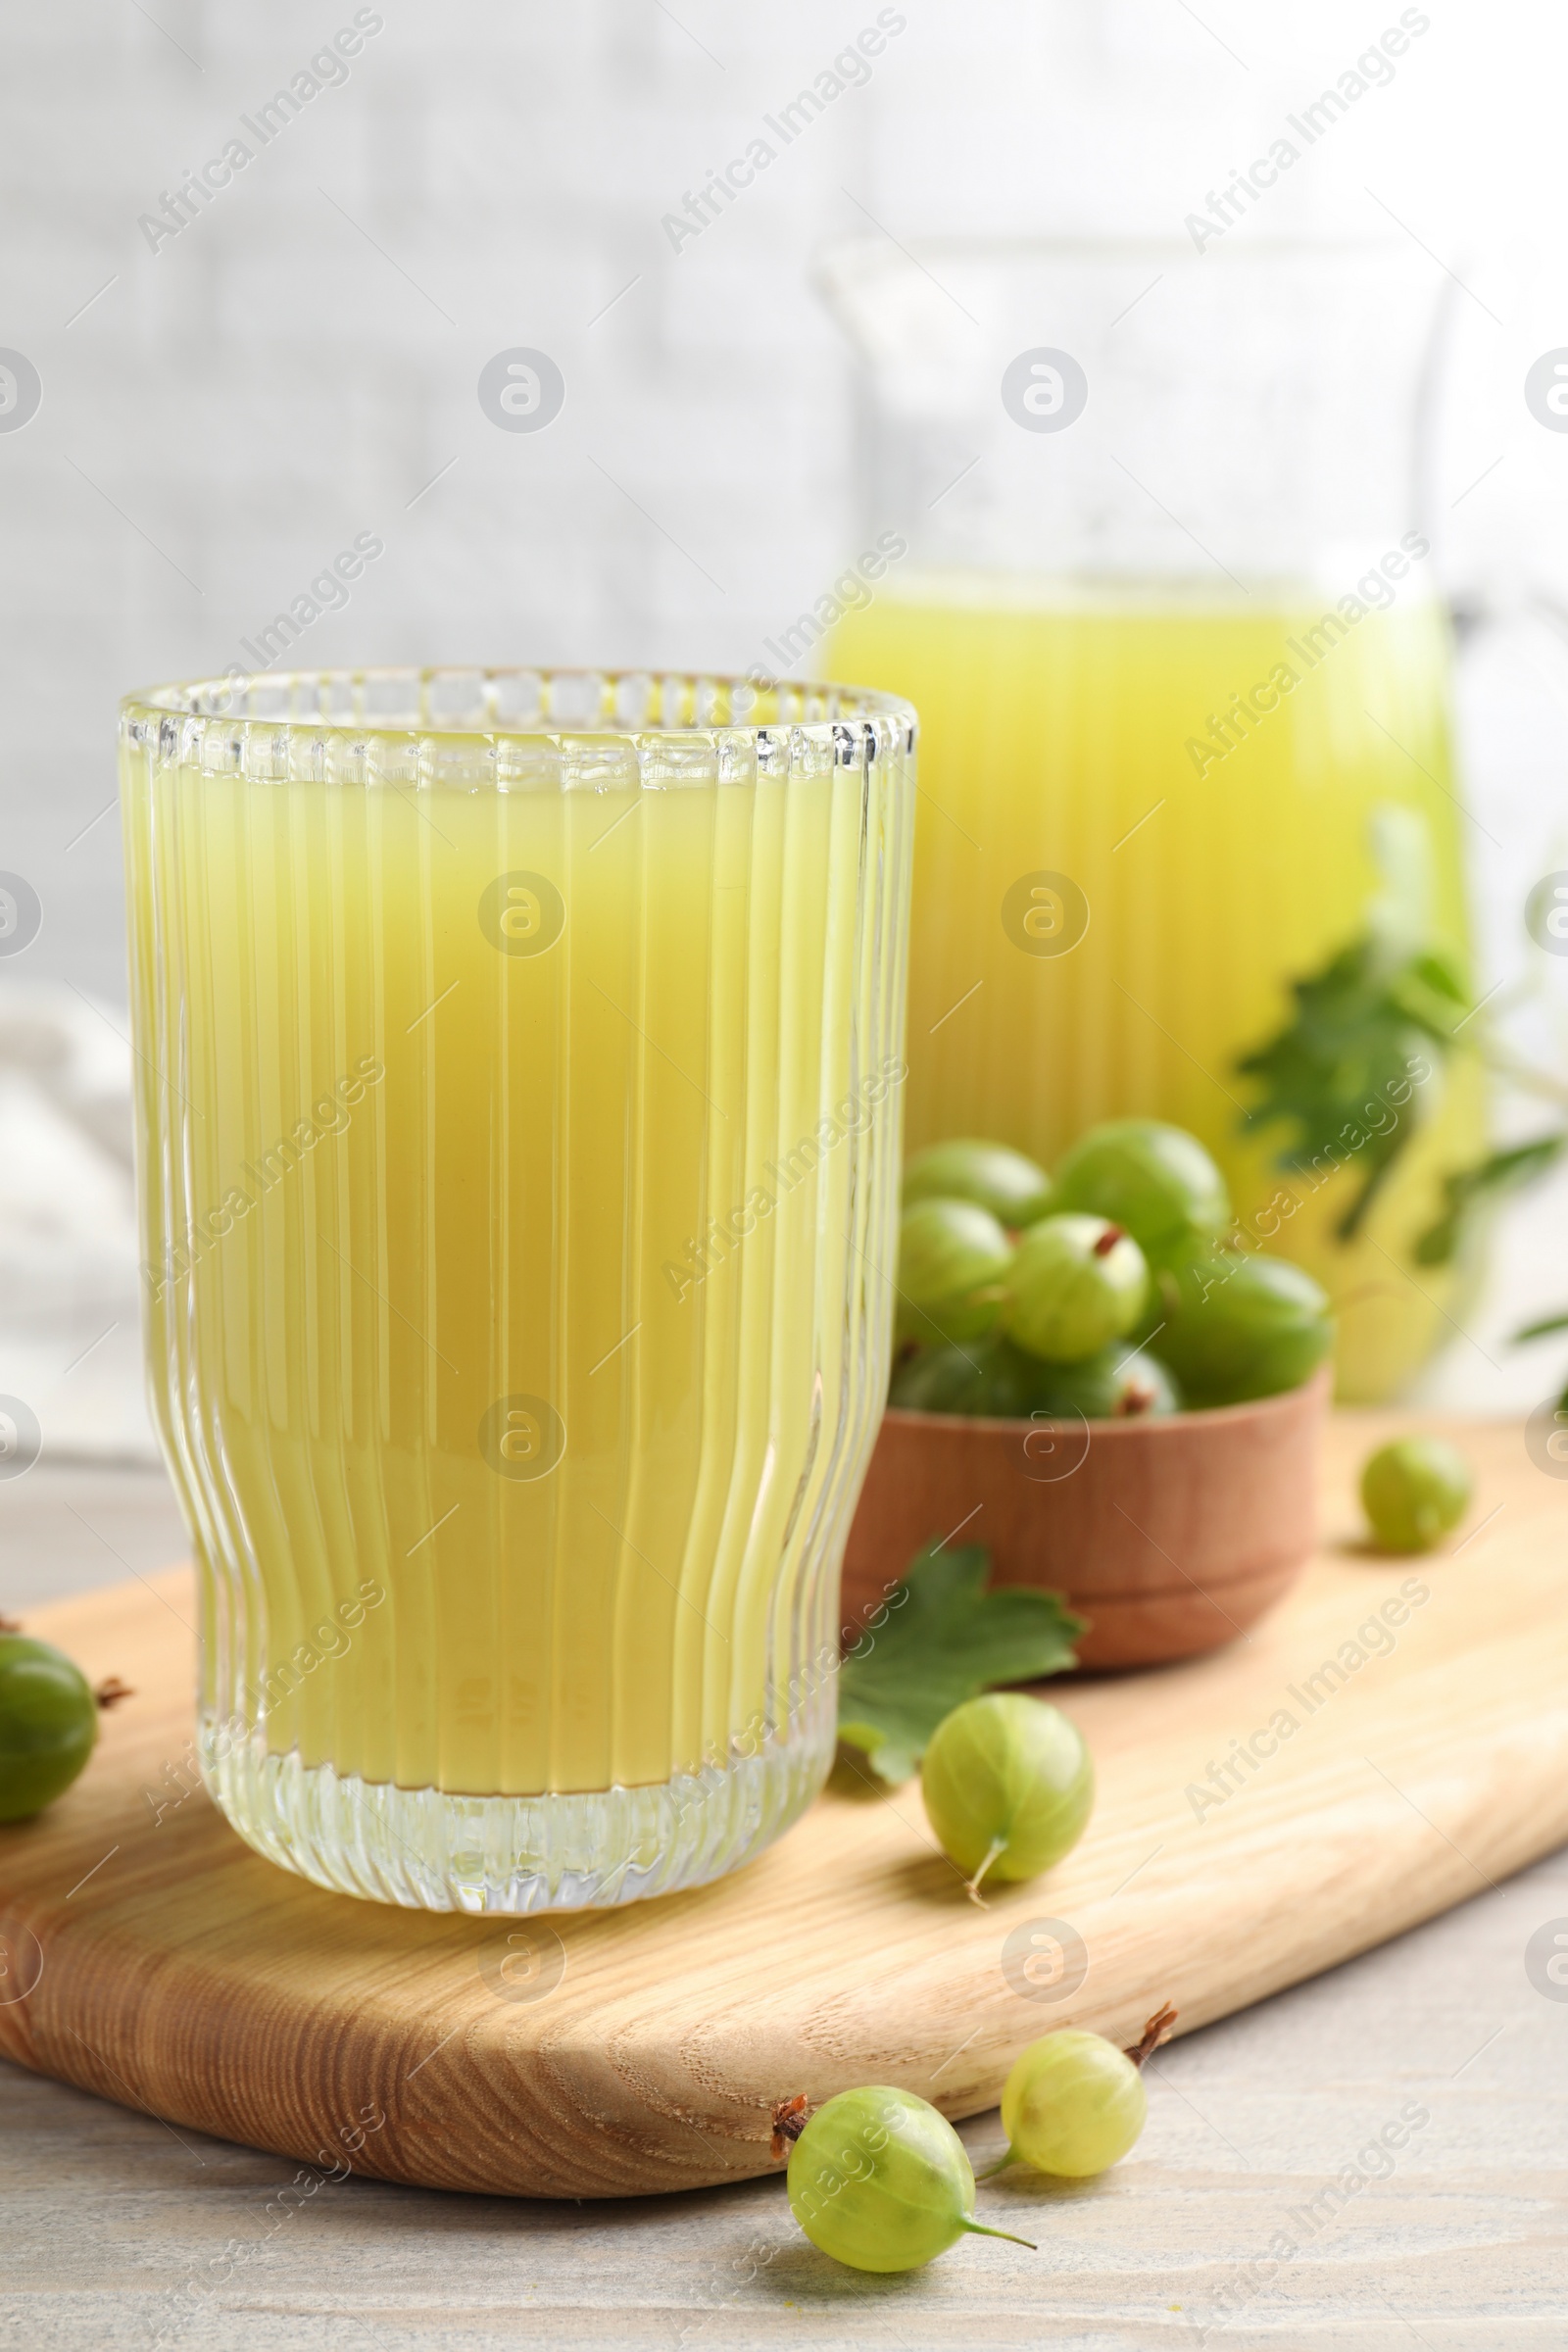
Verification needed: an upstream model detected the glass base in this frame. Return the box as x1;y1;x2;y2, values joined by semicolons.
199;1713;836;1913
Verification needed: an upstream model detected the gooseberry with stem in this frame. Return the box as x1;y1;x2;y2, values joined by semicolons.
0;1633;132;1822
1000;1215;1149;1364
987;2005;1178;2180
920;1691;1094;1902
777;2085;1036;2273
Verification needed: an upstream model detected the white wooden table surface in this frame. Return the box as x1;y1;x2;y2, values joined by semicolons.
2;1467;1565;2352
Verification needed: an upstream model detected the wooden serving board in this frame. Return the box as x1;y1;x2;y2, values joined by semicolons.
1;1416;1564;2201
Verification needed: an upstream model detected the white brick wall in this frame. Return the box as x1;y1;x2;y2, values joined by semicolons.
1;0;1566;1011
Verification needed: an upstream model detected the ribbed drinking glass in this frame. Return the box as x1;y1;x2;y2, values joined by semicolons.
120;666;915;1912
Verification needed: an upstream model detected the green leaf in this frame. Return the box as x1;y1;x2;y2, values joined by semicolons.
836;1542;1083;1785
1235;935;1459;1241
1512;1307;1568;1344
1233;807;1479;1246
1412;1135;1564;1266
1518;1311;1568;1345
1390;950;1469;1028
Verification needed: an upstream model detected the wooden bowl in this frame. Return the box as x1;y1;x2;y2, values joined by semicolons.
842;1365;1330;1669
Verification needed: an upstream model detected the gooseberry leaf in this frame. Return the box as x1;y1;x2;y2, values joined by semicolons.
836;1543;1083;1786
1514;1306;1568;1343
1234;804;1475;1244
1413;1135;1564;1266
1235;933;1466;1242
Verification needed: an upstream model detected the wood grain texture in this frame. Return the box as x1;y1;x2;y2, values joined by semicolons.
0;1415;1562;2204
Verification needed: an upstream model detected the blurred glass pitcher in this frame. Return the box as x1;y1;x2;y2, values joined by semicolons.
821;236;1483;1402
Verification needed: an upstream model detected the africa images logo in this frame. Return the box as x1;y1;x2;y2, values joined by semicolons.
0;351;41;433
476;350;566;434
1525;872;1568;955
479;1396;566;1481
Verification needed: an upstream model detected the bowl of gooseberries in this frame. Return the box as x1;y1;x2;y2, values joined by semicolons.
843;1122;1334;1668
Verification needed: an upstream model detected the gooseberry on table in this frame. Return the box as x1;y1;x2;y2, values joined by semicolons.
0;1632;131;1822
771;2007;1179;2271
989;2004;1179;2180
777;2084;1035;2273
1360;1435;1472;1551
920;1690;1094;1901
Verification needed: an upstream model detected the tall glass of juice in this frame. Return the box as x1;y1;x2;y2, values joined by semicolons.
121;667;915;1911
822;240;1485;1402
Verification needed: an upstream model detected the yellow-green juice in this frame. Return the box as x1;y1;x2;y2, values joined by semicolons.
829;580;1483;1400
121;676;912;1909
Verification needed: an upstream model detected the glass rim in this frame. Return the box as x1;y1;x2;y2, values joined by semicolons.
120;663;918;748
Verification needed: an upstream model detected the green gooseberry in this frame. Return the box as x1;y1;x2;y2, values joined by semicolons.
889;1336;1045;1418
1000;2033;1145;2177
1000;1214;1149;1364
891;1337;1181;1420
921;1691;1094;1900
1052;1119;1230;1266
896;1199;1013;1348
785;2085;1034;2272
903;1139;1054;1230
1155;1243;1333;1404
1024;1344;1182;1420
0;1634;103;1821
1360;1436;1472;1551
990;2005;1175;2180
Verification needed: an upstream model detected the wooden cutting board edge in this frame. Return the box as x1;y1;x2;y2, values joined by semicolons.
1;1415;1565;2200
